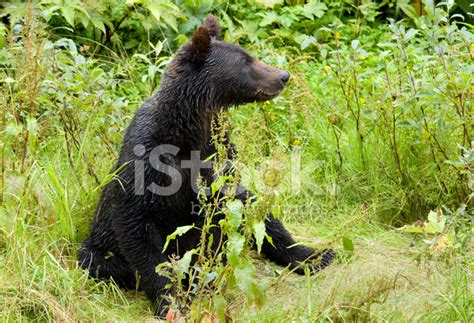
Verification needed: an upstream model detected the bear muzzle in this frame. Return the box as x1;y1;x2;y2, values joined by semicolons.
252;61;290;101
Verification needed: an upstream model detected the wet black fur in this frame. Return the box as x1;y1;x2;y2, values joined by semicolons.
78;15;334;317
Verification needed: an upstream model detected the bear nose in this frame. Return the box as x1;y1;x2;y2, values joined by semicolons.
280;71;290;83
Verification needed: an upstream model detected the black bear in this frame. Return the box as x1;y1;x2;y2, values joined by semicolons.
78;15;334;317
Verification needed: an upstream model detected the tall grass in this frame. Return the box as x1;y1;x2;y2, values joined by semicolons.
232;18;472;224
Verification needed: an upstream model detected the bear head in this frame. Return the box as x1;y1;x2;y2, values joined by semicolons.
164;15;290;107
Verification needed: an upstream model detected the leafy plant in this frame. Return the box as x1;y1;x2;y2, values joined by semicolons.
154;115;270;320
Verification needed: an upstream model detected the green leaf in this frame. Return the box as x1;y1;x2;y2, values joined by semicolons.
5;123;22;137
163;225;194;252
161;13;178;33
92;19;106;35
255;0;283;9
234;264;254;295
73;6;90;29
423;0;435;20
342;236;354;252
41;5;61;22
351;39;360;50
279;13;298;29
214;294;227;322
145;2;180;32
176;249;195;275
398;3;419;21
377;42;396;48
226;200;243;229
152;40;163;57
253;221;266;254
227;232;245;267
304;2;327;19
234;264;268;305
404;28;418;42
61;6;76;27
426;210;446;234
301;36;316;50
457;0;473;14
204;271;217;285
259;12;279;27
211;176;226;196
174;34;188;46
26;117;39;137
146;2;162;22
55;38;78;55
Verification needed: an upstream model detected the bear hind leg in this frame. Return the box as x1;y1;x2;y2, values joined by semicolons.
78;237;137;289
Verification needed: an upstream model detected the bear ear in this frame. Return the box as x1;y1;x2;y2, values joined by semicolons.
202;14;221;40
188;15;220;64
190;27;211;64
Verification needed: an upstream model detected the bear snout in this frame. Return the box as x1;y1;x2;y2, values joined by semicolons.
280;71;290;83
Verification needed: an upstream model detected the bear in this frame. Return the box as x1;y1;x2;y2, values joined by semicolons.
78;15;334;317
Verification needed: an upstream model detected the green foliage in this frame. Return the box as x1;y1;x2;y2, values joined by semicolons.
4;0;472;57
230;9;472;224
3;0;220;55
154;116;272;319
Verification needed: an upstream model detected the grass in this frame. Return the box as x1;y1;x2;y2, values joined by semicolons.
1;6;473;322
1;199;472;321
1;117;471;321
243;219;473;322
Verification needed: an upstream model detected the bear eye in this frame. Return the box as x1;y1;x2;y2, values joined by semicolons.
243;55;253;64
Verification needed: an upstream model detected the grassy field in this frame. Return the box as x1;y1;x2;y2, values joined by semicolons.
1;2;473;322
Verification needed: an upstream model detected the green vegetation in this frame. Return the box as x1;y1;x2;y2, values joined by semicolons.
1;0;472;321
